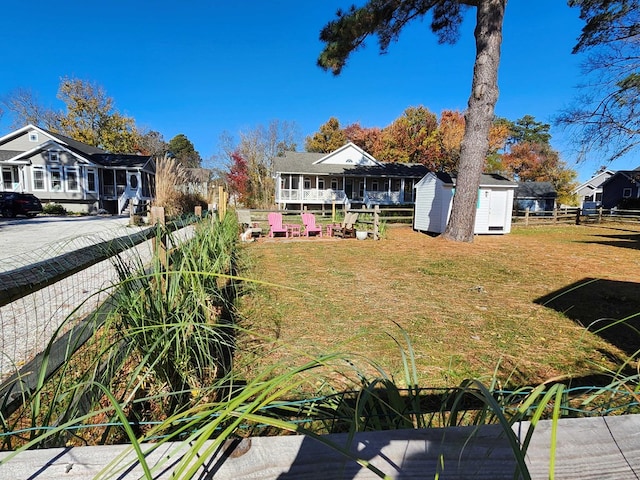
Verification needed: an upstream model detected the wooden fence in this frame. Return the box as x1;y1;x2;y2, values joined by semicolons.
514;207;640;227
1;413;638;479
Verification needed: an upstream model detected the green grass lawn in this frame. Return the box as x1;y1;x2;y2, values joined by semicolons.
236;223;640;391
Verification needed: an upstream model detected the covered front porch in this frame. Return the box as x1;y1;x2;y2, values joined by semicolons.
276;173;417;210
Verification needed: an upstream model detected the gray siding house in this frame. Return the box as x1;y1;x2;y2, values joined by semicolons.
0;124;154;214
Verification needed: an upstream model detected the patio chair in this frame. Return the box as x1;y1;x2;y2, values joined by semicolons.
332;212;359;238
301;212;322;237
236;209;262;238
268;212;288;238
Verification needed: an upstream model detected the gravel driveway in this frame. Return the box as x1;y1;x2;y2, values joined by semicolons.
0;215;148;271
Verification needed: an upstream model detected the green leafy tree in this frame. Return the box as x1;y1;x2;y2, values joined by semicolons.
305;117;347;153
168;134;202;168
56;77;141;153
559;0;640;162
318;0;507;242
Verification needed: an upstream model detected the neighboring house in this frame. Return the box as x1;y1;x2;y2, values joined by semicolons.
600;168;640;209
413;172;517;235
273;142;428;210
514;182;557;213
572;168;615;210
0;124;154;214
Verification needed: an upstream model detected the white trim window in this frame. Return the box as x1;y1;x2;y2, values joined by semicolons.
85;168;97;193
32;166;46;191
49;166;62;192
49;151;60;163
623;188;632;198
2;167;18;191
29;132;38;142
65;166;80;192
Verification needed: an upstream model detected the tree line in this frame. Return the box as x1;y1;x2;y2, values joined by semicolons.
304;110;578;205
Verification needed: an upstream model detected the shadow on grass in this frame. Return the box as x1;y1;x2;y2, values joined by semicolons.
578;225;640;250
535;278;640;356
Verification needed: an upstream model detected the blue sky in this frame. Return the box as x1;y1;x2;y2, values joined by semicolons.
0;1;626;181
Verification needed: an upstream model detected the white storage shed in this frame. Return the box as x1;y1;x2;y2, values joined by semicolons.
414;172;517;234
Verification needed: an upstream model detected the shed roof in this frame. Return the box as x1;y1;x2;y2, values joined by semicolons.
427;172;517;187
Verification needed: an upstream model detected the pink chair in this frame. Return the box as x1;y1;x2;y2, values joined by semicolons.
268;212;288;238
301;212;322;237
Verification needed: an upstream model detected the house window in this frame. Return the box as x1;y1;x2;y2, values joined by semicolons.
318;178;325;190
2;167;16;190
32;167;46;191
86;168;97;193
65;167;80;191
29;132;38;142
49;166;62;191
304;178;311;189
331;178;338;190
623;188;632;198
49;151;60;163
371;181;379;191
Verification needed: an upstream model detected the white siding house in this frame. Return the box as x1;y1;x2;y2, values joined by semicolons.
414;172;516;235
274;142;428;210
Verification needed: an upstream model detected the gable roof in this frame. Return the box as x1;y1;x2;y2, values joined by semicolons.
573;169;615;194
313;142;382;166
600;168;640;187
0;124;153;170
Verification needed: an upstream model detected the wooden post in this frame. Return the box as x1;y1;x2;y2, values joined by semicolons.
151;206;167;270
525;208;530;226
218;186;226;220
553;207;558;223
575;208;581;225
598;206;603;223
373;205;380;240
332;201;336;222
194;205;202;218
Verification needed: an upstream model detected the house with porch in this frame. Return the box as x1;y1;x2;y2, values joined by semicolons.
0;124;155;214
273;142;428;210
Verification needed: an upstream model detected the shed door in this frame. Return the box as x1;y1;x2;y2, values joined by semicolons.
488;189;508;228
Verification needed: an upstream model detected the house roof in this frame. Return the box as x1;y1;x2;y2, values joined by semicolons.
573;169;615;194
600;168;640;187
0;124;153;171
42;129;108;156
274;151;429;178
516;181;557;198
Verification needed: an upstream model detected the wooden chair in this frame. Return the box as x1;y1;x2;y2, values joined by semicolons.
236;209;262;238
301;212;322;237
332;212;359;238
268;212;288;238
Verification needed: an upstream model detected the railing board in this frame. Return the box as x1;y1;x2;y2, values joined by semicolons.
1;414;639;479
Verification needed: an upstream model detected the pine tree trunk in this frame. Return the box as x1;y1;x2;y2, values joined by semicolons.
442;0;507;242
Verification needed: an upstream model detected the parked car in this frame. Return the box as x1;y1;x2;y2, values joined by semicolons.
0;192;43;218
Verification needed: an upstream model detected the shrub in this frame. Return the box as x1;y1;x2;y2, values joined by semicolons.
42;203;67;215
